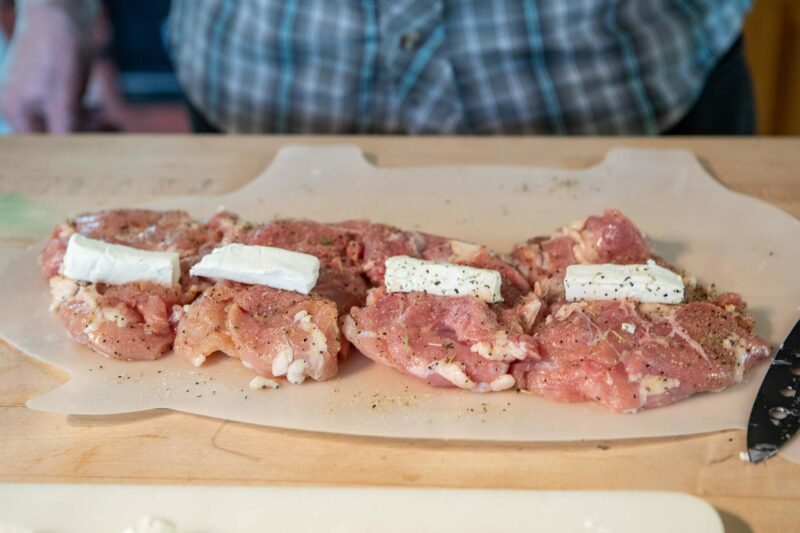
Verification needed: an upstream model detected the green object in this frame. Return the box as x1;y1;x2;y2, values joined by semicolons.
0;194;65;238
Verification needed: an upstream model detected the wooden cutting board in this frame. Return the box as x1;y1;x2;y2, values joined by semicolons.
0;136;799;533
3;143;799;464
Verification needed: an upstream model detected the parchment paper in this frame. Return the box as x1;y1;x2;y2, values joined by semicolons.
1;146;798;461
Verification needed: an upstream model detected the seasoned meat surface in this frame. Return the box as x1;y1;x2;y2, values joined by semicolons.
174;281;341;383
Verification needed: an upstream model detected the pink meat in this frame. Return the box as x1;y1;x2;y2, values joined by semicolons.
237;217;530;311
340;222;424;285
511;209;652;302
41;209;231;361
40;209;241;360
242;219;363;269
40;228;69;281
339;222;543;389
41;208;232;305
174;281;341;383
49;277;181;360
512;294;770;411
343;221;532;304
313;265;369;318
40;209;223;279
343;289;538;392
236;219;368;316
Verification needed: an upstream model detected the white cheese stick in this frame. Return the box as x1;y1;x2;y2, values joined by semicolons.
564;260;684;304
384;255;503;303
190;243;319;294
62;234;180;287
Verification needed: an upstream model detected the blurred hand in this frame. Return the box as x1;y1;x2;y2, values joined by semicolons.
0;1;96;133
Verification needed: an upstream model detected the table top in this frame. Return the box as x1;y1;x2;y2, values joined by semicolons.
1;136;798;533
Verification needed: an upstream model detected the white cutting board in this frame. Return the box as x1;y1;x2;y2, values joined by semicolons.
0;145;798;461
0;484;722;533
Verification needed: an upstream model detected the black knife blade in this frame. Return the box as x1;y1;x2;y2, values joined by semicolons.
747;318;800;463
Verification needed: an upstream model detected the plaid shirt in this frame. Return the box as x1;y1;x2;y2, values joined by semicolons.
168;0;749;134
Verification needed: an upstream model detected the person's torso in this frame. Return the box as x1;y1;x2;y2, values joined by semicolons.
168;0;750;134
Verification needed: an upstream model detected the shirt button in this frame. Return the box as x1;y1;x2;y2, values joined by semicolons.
399;30;421;51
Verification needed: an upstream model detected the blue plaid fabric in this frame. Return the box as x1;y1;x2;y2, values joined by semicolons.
168;0;750;134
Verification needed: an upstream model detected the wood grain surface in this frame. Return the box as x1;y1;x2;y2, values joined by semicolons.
1;136;799;533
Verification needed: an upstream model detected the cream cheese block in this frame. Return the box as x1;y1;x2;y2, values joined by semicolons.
564;260;684;304
190;243;319;294
384;255;503;303
62;234;180;287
